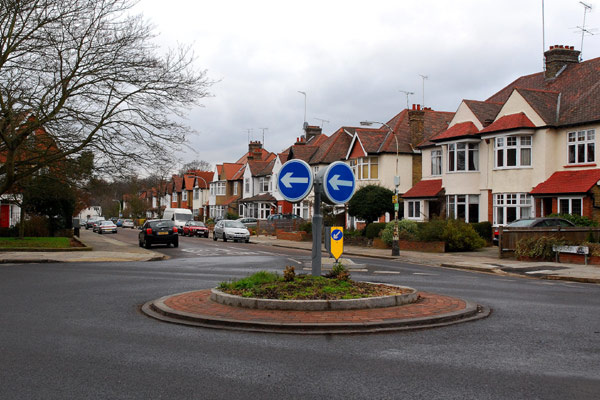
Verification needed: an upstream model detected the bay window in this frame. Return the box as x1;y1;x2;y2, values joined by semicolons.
495;135;532;168
493;193;532;225
568;130;595;164
447;194;479;222
448;142;478;172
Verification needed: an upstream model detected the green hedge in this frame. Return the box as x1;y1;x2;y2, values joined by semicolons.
470;221;493;241
365;222;387;239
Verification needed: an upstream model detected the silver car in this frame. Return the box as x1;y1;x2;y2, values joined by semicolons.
213;219;250;243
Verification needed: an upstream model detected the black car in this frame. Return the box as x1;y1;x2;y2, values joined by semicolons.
138;219;179;248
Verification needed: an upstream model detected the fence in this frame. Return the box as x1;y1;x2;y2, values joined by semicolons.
256;219;304;236
498;226;600;258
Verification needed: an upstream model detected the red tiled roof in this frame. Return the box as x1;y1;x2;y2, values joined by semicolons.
530;169;600;194
172;175;183;192
288;144;319;163
387;109;455;150
430;121;479;142
191;170;214;188
309;127;354;164
402;179;443;198
222;194;240;205
221;163;244;180
479;112;536;134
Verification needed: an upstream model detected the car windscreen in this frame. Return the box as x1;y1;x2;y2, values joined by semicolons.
507;219;536;227
149;220;174;229
187;221;205;227
175;213;192;221
224;221;245;228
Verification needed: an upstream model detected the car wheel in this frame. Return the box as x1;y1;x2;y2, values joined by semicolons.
144;239;151;249
213;233;217;241
245;239;250;243
99;230;103;234
138;239;143;247
173;240;179;248
223;233;227;242
205;233;209;238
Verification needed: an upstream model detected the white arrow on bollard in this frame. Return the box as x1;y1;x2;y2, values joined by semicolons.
281;172;309;188
329;174;353;191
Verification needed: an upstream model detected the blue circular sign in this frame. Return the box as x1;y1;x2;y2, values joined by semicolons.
277;159;313;202
331;228;343;241
323;161;356;204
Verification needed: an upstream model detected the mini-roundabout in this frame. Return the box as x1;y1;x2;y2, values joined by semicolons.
142;268;491;335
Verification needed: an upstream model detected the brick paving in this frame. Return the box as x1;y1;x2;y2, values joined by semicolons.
162;290;467;324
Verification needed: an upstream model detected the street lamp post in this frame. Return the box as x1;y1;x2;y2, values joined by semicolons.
360;120;400;256
190;175;209;222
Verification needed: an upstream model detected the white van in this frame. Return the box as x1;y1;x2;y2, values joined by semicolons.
162;208;193;234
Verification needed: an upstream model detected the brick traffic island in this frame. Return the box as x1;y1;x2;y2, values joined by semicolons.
142;285;491;334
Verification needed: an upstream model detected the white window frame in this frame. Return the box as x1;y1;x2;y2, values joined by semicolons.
494;135;532;169
293;201;310;220
558;197;583;216
233;182;238;196
182;191;187;201
447;142;479;172
258;202;271;219
350;157;378;180
214;181;226;196
259;177;270;193
446;194;479;222
567;129;595;165
244;178;250;193
193;188;199;200
407;200;421;220
493;193;533;226
431;149;442;176
173;192;178;202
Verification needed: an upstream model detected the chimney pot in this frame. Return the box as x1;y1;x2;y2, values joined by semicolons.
417;104;421;110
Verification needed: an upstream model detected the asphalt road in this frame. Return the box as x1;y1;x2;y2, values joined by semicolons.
1;232;599;399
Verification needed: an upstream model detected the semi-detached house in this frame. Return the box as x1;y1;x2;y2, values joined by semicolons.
405;45;600;227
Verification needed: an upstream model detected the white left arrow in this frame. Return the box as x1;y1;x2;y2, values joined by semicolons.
329;174;353;191
281;172;309;188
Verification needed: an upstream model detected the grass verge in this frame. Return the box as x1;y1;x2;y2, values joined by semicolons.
0;237;72;249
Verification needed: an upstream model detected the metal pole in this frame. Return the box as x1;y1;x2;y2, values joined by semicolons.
311;179;322;276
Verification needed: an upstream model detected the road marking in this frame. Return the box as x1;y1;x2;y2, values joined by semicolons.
181;248;262;256
287;258;302;264
412;272;437;276
525;270;556;275
374;271;400;275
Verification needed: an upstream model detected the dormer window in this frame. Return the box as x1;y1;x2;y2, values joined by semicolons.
568;130;595;164
259;177;270;193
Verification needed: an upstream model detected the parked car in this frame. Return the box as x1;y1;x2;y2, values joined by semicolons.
213;219;250;243
237;217;258;228
183;220;209;237
493;217;575;244
138;219;178;248
92;218;106;232
86;217;104;229
115;219;123;227
266;213;305;222
97;220;118;234
122;219;134;229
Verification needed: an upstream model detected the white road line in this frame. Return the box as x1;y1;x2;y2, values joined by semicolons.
412;272;437;276
287;258;302;264
374;271;400;275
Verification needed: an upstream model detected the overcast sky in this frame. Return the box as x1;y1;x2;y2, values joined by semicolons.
135;0;600;171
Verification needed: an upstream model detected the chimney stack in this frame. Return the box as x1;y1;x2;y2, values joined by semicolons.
544;45;580;79
247;141;263;160
302;124;322;143
408;104;425;147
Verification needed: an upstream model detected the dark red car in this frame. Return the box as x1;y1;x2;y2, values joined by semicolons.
182;220;209;238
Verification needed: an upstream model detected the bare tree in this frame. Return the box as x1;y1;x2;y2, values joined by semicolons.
0;0;212;195
179;159;212;175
